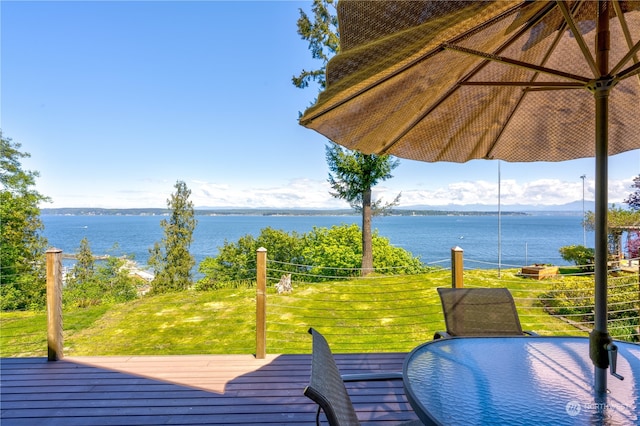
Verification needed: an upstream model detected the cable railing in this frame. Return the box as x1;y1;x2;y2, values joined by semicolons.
263;253;640;353
1;248;639;359
0;308;47;357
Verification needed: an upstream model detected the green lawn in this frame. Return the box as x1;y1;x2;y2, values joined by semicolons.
0;269;591;357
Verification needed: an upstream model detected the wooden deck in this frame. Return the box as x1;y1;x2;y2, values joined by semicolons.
1;353;421;425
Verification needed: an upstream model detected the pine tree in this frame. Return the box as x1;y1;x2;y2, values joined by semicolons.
325;143;400;274
148;181;197;293
294;1;401;274
70;237;95;284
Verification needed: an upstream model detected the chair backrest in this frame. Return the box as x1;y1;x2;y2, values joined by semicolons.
304;328;361;426
437;287;524;336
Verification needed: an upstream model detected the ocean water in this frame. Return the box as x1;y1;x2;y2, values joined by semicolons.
40;213;594;270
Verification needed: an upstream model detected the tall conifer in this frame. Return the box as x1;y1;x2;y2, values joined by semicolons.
293;0;400;274
149;181;197;292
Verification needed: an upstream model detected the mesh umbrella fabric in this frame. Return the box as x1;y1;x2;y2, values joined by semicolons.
300;0;640;163
299;0;640;395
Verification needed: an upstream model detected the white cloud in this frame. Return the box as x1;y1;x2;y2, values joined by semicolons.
41;175;635;210
375;176;634;207
190;178;347;209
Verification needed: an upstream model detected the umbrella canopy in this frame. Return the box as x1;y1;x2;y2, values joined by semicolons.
300;0;640;395
301;1;639;162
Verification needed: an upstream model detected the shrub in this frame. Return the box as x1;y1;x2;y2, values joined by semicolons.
197;224;428;288
64;256;138;308
372;234;427;275
196;234;256;290
540;273;639;341
301;225;364;280
559;245;595;271
197;227;304;289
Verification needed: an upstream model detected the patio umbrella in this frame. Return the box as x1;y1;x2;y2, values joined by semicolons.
300;0;640;394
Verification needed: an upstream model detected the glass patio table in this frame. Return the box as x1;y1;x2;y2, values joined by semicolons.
403;336;640;425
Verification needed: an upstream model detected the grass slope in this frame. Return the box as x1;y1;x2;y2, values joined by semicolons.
1;269;576;357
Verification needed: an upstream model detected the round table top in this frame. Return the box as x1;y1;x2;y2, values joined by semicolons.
403;336;640;425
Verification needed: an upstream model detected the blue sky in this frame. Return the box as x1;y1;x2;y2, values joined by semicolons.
2;1;638;210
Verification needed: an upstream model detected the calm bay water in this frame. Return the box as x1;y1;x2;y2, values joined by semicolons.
41;213;594;270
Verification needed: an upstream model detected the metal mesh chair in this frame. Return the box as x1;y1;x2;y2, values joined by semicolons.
434;288;538;339
304;328;423;426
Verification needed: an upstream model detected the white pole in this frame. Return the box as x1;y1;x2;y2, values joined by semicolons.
581;174;587;246
498;161;502;278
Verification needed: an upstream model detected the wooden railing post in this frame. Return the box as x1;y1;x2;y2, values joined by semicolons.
451;246;464;288
46;248;64;361
256;247;267;359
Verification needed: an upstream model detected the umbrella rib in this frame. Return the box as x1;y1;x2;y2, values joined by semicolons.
523;86;585;92
300;3;526;125
611;0;640;78
556;0;600;78
378;2;560;155
443;43;591;84
617;60;640;80
611;40;640;78
460;81;584;88
456;0;560;87
485;5;580;160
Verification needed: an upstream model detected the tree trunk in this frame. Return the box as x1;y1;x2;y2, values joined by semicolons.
361;187;373;276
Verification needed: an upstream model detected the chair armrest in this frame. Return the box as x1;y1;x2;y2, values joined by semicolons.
433;331;451;339
341;372;403;382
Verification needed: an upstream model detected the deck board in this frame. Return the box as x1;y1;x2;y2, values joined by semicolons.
1;353;420;425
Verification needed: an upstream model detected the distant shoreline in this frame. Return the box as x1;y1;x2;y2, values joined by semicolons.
41;211;589;268
40;207;558;217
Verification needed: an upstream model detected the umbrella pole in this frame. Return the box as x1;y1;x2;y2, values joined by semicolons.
591;0;611;396
593;85;609;395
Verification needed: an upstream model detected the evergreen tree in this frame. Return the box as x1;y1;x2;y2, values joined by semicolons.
65;238;101;308
624;175;640;210
623;174;640;258
326;143;400;273
95;255;138;302
0;131;50;310
64;242;139;307
70;237;95;284
292;0;339;90
294;0;401;275
148;181;197;293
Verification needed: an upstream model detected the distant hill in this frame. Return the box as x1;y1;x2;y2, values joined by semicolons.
40;207;354;216
41;199;618;217
41;205;585;217
41;208;172;216
398;200;599;213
